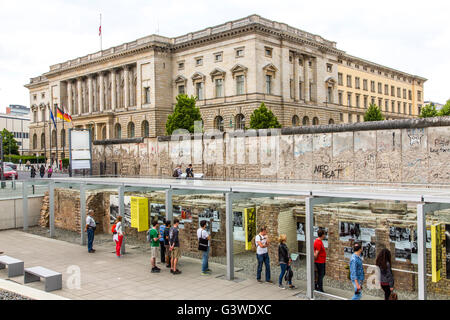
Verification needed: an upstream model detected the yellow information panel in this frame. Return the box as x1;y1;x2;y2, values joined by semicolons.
244;207;256;251
431;223;443;283
131;197;149;232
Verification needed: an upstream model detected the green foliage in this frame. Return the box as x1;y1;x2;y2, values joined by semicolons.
419;103;439;118
3;155;45;164
165;94;203;135
438;99;450;116
364;104;385;122
1;129;19;155
249;103;282;129
62;158;69;168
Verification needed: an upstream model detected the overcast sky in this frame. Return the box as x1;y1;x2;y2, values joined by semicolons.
0;0;449;112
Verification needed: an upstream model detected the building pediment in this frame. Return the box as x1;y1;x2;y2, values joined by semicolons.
191;72;205;82
230;64;248;76
210;68;226;80
263;63;278;75
174;75;187;84
325;76;336;86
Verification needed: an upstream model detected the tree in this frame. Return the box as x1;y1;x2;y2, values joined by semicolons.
165;94;203;135
364;104;384;121
438;99;450;116
419;103;438;118
249;103;281;129
1;129;19;155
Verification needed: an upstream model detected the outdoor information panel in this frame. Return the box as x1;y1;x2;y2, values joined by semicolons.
130;197;149;232
69;128;92;175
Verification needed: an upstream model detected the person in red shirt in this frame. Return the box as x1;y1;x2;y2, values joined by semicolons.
314;229;327;292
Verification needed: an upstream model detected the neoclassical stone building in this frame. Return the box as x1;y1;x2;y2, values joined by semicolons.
25;14;426;159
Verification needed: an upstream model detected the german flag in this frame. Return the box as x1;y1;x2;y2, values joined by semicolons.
56;106;64;120
63;110;72;123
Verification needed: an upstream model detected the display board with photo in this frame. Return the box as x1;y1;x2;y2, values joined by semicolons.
343;242;376;260
198;208;217;234
411;229;432;264
390;227;412;262
150;203;166;224
339;222;361;242
181;208;192;222
233;211;245;241
109;195;131;226
297;222;305;242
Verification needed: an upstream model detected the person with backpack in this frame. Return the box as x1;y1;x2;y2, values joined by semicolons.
314;228;327;292
47;166;53;178
159;219;166;265
376;248;395;300
39;165;45;178
148;220;161;273
255;226;272;283
169;218;181;275
112;216;124;258
163;220;172;268
349;242;365;300
197;220;211;275
172;165;182;178
278;234;295;289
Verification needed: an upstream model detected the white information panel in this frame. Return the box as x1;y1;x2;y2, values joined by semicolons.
72;150;91;160
70;129;92;172
72;160;91;170
71;131;90;150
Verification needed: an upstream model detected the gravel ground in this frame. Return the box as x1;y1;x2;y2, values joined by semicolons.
0;289;33;300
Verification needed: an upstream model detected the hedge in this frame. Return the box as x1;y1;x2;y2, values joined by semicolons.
3;155;46;164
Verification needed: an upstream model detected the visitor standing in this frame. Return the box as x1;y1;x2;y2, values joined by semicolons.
278;234;295;289
349;242;364;300
197;220;211;275
113;216;124;258
159;219;166;264
39;165;45;178
149;220;161;273
376;248;395;300
164;220;172;268
47;166;53;178
169;218;181;274
26;160;31;170
314;229;327;292
186;164;194;178
172;165;182;178
255;226;272;283
84;209;96;253
30;165;36;178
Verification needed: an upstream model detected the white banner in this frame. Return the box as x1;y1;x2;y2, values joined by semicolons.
72;160;91;170
71;131;90;150
72;150;91;160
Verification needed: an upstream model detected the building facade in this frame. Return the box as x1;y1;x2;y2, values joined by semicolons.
25;14;426;160
0;114;30;155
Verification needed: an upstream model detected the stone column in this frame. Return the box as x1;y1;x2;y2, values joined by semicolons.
99;72;104;112
303;54;310;102
111;70;116;110
88;76;93;114
124;66;130;109
77;78;82;116
293;52;299;101
67;81;73;115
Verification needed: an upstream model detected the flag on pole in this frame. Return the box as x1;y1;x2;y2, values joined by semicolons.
63;111;72;123
99;13;102;51
56;106;64;120
49;109;57;129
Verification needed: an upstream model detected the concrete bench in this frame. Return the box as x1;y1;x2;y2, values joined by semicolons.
0;255;24;277
24;266;62;292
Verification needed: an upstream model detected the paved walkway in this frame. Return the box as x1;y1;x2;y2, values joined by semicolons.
0;230;305;300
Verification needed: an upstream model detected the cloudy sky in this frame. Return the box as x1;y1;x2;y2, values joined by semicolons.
0;0;449;112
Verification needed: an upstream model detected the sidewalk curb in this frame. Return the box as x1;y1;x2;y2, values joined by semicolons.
0;278;69;300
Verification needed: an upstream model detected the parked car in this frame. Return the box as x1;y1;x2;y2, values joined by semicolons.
4;162;17;170
0;166;18;180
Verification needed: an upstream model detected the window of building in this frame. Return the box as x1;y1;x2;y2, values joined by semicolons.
290;79;294;99
385;84;389;95
338;73;343;86
144;87;151;103
408;90;412;100
385;100;389;111
41;108;46;122
142;120;149;137
178;85;185;95
115;123;121;139
391;101;395;112
370;81;375;92
417;90;422;101
348;114;353;123
41;133;45;149
363;79;368;91
313;117;319;125
363;66;367;71
299;82;303;100
340;113;343;122
403;102;407;114
347;61;351;66
356;95;360;108
327;87;333;103
346;75;352;87
409;103;412;115
215;79;223;98
235;114;245;130
214;52;223;62
60;129;65;147
355;77;360;89
364;96;368;108
347;93;352;107
391;86;395;97
33;110;37;123
357;115;361;122
418;104;422;114
127;122;135;138
355;64;359;69
265;47;272;57
327;64;332;72
397;87;401;98
308;60;312;67
178;62;184;70
235;48;244;58
195;57;203;66
41;92;45;99
338;92;343;105
298;58;303;66
371;97;375;105
266;75;272;94
378;98;382;107
302;116;310;126
196;82;204;100
397;101;401;113
292;115;299;127
32;134;37;149
214;116;224;132
378;82;382;94
329;118;334;124
236;75;244;95
33;95;37;101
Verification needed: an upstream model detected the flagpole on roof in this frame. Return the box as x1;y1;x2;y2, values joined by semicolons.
99;13;102;51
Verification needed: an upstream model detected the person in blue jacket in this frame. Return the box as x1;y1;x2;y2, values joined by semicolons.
349;242;365;300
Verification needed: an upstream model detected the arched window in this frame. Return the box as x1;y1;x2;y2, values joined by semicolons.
214;116;224;132
313;117;319;125
115;123;121;139
33;134;37;149
302;116;310;126
234;114;245;130
141;120;149;137
127;122;135;138
292;115;299;127
51;130;57;147
41;133;45;149
60;129;66;147
328;118;335;125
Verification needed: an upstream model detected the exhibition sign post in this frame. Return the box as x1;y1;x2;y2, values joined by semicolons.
69;128;92;177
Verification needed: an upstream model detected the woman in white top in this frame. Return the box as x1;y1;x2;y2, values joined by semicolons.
113;216;124;257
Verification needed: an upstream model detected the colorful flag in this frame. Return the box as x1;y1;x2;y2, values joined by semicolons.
56;107;64;120
49;109;57;129
63;112;72;123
